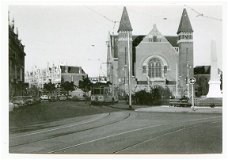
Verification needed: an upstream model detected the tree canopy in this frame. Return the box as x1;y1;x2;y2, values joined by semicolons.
43;82;56;93
78;76;92;92
61;81;75;93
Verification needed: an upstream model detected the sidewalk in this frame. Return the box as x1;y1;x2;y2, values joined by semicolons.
135;105;222;114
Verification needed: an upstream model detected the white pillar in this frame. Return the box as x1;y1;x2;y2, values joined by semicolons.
207;40;222;98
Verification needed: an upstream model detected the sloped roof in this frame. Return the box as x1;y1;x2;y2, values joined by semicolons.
132;35;145;47
141;24;169;43
165;36;178;47
118;7;133;32
194;66;210;74
132;35;178;47
194;66;222;75
109;34;178;59
177;8;193;34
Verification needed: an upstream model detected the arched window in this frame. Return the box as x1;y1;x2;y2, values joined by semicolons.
148;58;162;78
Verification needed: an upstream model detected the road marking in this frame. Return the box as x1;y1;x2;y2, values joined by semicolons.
12;113;110;138
48;115;221;153
117;119;223;153
48;124;163;153
114;128;185;153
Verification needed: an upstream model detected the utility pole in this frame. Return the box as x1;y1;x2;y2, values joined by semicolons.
187;64;190;98
127;32;132;110
186;48;190;98
108;40;115;99
175;63;178;97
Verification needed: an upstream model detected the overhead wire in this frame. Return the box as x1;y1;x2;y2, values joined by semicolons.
84;6;116;23
84;6;119;77
184;5;222;21
84;6;119;33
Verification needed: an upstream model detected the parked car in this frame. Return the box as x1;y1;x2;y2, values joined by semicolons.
58;94;67;101
40;95;49;101
12;96;25;107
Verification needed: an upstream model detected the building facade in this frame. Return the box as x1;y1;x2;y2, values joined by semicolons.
25;64;61;89
25;64;87;89
9;18;26;98
60;65;87;86
107;7;194;97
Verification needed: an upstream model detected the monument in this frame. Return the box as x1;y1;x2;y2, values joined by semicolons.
207;40;222;98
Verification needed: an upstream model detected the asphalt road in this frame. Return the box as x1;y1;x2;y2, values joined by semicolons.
9;109;222;154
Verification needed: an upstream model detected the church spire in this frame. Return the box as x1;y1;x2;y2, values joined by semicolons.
118;6;133;32
177;8;193;34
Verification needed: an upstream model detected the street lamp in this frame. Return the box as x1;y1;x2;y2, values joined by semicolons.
127;32;132;110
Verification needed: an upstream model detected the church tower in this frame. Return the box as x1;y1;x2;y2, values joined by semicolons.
117;7;133;93
177;8;194;97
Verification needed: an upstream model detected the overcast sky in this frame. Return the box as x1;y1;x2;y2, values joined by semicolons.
9;4;223;77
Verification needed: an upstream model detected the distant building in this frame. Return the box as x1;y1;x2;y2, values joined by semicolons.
9;17;26;98
60;65;87;86
107;7;194;97
25;64;61;89
194;66;222;97
25;64;87;89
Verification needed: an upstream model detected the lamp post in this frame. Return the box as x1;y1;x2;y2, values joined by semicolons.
127;32;132;110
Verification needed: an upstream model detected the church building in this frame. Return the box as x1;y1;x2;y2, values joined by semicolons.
107;7;194;97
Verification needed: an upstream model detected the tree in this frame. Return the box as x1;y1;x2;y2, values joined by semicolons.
61;81;75;95
43;82;56;93
27;85;40;97
78;76;92;92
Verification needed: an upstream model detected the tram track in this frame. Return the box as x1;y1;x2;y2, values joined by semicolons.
48;115;221;154
10;111;133;148
113;122;208;153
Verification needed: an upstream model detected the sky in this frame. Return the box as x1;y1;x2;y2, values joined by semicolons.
8;4;223;77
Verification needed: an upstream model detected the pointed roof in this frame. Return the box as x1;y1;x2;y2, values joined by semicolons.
177;8;193;34
142;24;169;43
118;7;133;32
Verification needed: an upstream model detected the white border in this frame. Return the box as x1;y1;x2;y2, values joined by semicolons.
1;0;227;160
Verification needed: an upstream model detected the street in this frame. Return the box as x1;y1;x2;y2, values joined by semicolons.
9;104;222;154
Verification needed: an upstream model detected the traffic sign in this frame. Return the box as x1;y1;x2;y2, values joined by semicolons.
189;77;196;84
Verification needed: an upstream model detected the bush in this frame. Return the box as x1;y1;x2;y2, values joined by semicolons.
133;86;172;105
133;90;152;105
210;103;215;108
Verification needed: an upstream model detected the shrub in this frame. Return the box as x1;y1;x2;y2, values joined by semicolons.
210;103;215;108
132;86;173;105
